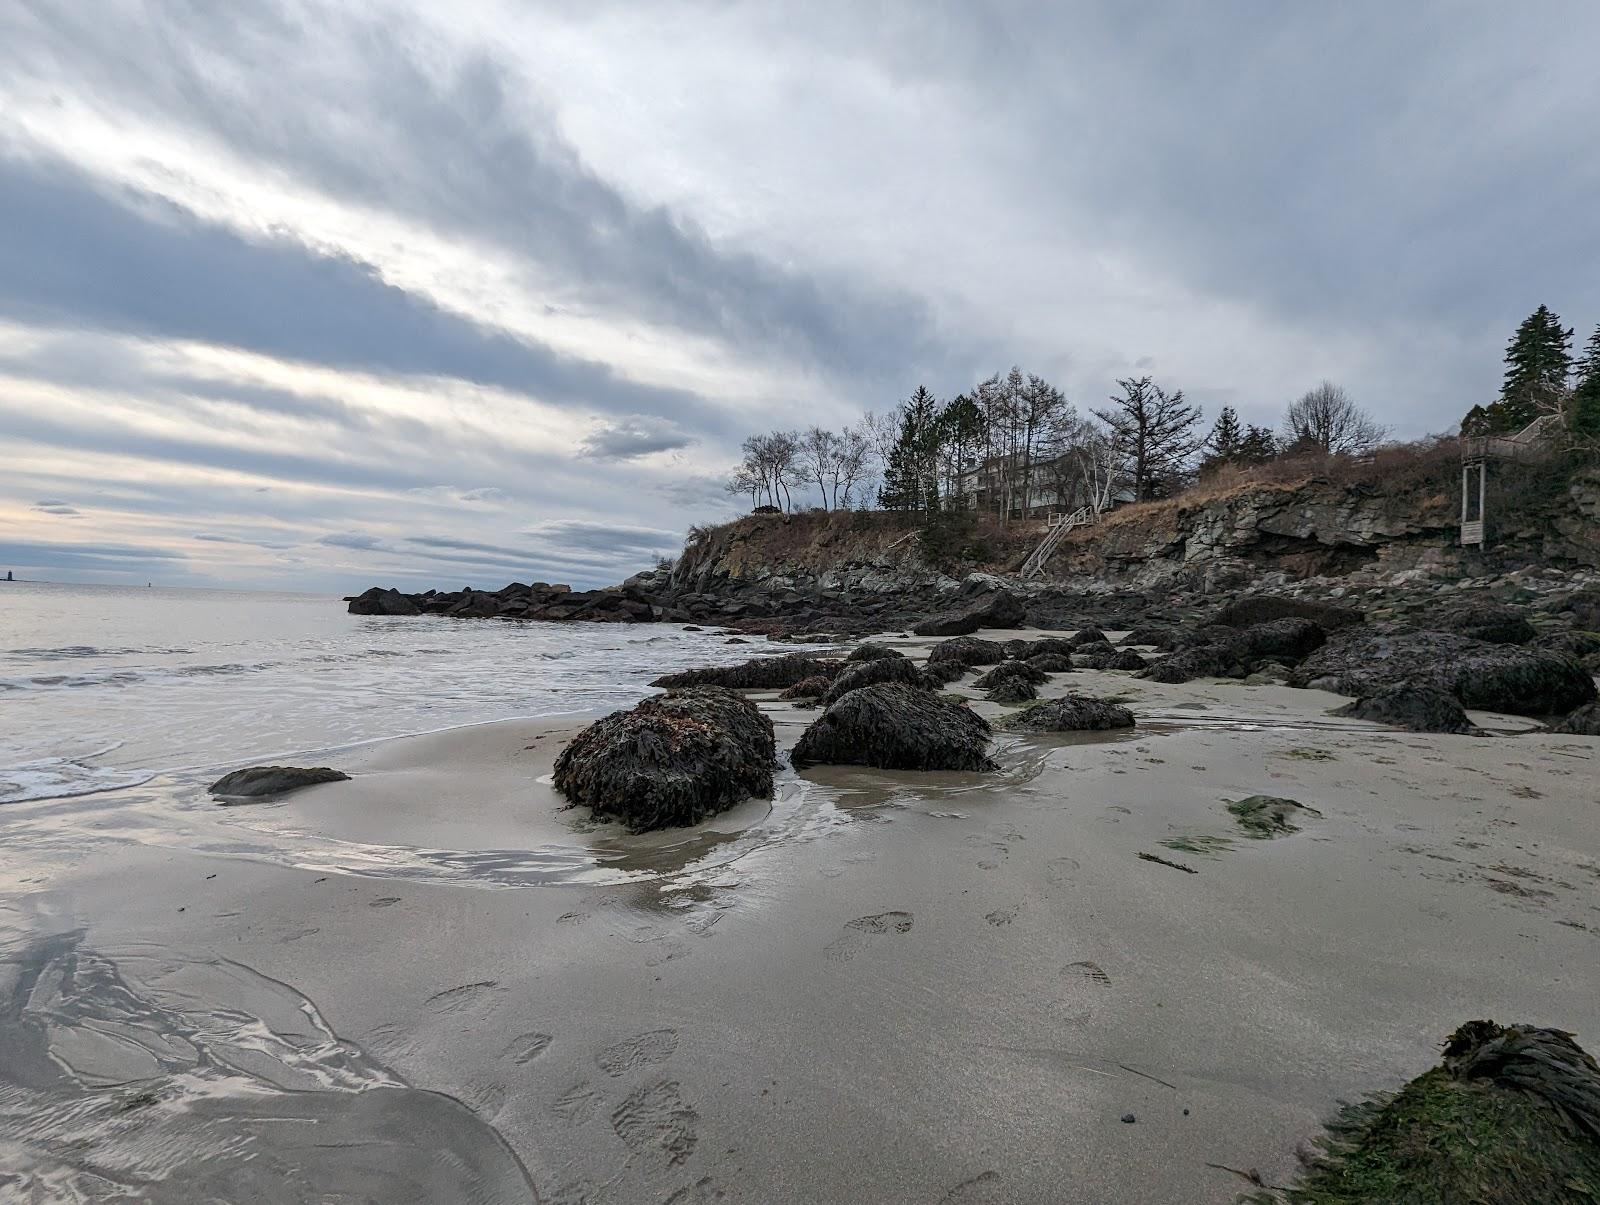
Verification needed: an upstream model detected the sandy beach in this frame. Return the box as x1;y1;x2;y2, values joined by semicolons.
4;625;1597;1203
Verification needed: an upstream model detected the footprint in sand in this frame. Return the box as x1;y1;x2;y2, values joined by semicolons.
985;905;1021;927
1066;960;1111;986
664;1177;728;1203
610;1080;699;1166
424;980;502;1017
940;1170;1002;1203
1045;857;1080;886
368;897;401;908
551;1081;602;1127
596;1028;679;1077
824;911;914;963
504;1032;554;1065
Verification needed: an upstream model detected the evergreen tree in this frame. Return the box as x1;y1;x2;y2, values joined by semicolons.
878;386;943;512
1495;305;1574;431
1572;324;1600;439
1238;425;1278;464
1208;406;1243;457
1092;376;1204;501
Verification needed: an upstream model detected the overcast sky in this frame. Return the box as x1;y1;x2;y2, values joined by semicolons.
3;1;1597;591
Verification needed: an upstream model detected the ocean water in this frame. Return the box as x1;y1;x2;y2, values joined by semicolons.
0;581;807;805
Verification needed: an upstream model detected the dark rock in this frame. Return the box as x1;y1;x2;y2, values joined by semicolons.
651;654;840;690
209;766;349;799
791;683;995;771
1025;638;1078;659
1072;645;1120;670
778;675;832;701
1108;649;1148;671
986;678;1038;704
1121;1114;1136;1125
912;590;1026;637
1333;685;1477;734
1294;625;1597;717
1002;639;1034;660
1560;589;1600;630
1438;604;1537;645
819;655;927;706
1070;627;1110;646
846;643;904;662
973;661;1048;689
1534;629;1600;660
922;660;971;687
1144;644;1248;684
1026;653;1077;674
927;637;1007;667
1551;702;1600;736
553;687;774;831
347;587;421;616
1213;595;1363;630
1121;625;1174;649
1000;695;1135;732
1237;618;1327;661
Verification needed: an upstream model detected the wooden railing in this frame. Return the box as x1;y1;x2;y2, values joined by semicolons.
1019;506;1095;579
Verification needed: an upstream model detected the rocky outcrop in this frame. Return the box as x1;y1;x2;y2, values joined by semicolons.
1333;686;1477;734
927;637;1007;667
552;687;775;831
1551;702;1600;736
1295;625;1597;717
347;580;657;623
911;590;1026;637
347;587;421;616
651;654;839;690
1213;595;1362;630
1437;603;1537;645
209;766;349;799
790;683;995;771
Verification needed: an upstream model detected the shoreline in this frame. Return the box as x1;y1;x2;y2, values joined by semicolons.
3;626;1598;1202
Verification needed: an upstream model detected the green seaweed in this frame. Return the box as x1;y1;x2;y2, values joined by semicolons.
1228;795;1322;838
1160;834;1235;856
1283;748;1336;762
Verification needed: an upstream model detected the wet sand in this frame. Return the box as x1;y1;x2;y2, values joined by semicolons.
3;627;1598;1203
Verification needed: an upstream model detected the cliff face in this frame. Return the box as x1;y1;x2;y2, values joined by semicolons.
664;461;1600;598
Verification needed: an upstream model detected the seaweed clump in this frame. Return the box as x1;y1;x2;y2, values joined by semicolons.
1255;1020;1600;1204
790;683;994;771
650;654;839;689
1227;795;1321;837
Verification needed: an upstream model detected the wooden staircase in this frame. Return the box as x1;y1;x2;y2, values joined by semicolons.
1019;507;1095;579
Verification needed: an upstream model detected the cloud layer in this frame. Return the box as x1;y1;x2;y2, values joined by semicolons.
2;0;1597;589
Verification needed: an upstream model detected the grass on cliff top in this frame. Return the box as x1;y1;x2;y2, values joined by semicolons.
1248;1067;1600;1204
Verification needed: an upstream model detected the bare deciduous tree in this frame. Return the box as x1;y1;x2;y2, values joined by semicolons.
1282;382;1388;456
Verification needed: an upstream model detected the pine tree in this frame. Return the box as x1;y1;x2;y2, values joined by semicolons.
878;386;943;512
1496;305;1574;431
1208;407;1243;457
1238;425;1278;464
1092;376;1205;501
1572;324;1600;439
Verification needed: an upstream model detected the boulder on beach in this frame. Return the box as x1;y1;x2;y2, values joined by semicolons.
1070;626;1110;646
911;590;1026;637
922;660;971;687
927;636;1007;667
819;655;926;706
1072;645;1121;670
650;653;839;690
846;643;904;662
347;587;421;616
778;675;831;702
1333;685;1477;734
973;661;1048;690
1438;603;1537;645
209;766;350;799
1000;695;1134;732
1236;617;1327;661
552;686;775;831
1212;594;1363;630
1108;649;1148;671
790;683;995;771
1551;702;1600;736
1120;625;1174;650
1024;637;1078;659
1294;625;1597;717
1268;1020;1600;1204
1026;653;1077;674
985;678;1037;704
1560;589;1600;630
1144;644;1247;684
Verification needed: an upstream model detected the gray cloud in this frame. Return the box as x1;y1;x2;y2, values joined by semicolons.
32;500;81;515
579;416;694;461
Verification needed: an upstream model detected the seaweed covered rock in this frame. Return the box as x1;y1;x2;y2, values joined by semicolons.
1227;795;1320;836
1266;1020;1600;1204
1072;645;1121;670
1000;695;1134;732
553;686;775;831
651;653;839;690
1026;653;1077;674
1561;589;1600;630
973;661;1048;690
912;590;1026;637
1108;649;1148;671
1025;637;1079;659
209;766;349;799
1533;629;1600;660
846;643;904;662
922;660;971;687
1002;639;1034;660
986;678;1037;704
1333;686;1477;734
818;655;926;706
1551;702;1600;736
927;637;1007;667
790;683;995;771
1121;625;1174;650
1144;643;1247;684
1294;626;1597;717
1438;603;1537;646
1070;627;1110;647
778;675;831;702
1237;617;1327;661
1213;594;1363;630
